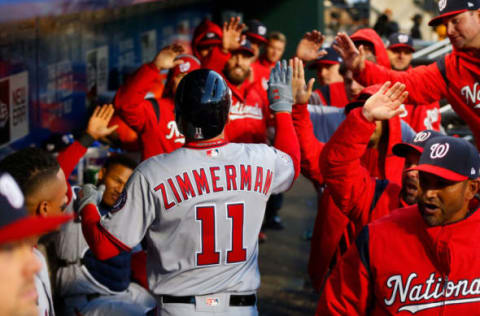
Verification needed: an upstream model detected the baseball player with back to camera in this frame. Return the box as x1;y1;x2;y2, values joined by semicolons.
76;61;300;315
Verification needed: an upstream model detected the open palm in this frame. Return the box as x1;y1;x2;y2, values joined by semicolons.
362;82;409;122
291;57;315;105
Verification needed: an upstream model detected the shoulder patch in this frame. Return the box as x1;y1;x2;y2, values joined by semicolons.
111;190;127;213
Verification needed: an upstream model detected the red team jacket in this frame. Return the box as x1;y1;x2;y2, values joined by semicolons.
311;82;350;108
401;102;441;132
305;108;405;291
356;49;480;147
318;205;480;315
292;103;325;185
203;48;270;144
251;56;274;92
114;63;185;160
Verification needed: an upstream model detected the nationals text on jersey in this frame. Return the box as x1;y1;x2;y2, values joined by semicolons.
384;272;480;313
154;164;274;209
461;82;480;108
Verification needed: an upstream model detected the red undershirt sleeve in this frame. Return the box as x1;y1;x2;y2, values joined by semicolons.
81;204;131;261
273;112;301;180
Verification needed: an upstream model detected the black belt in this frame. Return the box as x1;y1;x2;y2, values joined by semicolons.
161;294;256;306
57;258;86;268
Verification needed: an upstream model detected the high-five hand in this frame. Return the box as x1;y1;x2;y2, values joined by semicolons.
291;57;315;105
362;82;408;122
268;60;293;113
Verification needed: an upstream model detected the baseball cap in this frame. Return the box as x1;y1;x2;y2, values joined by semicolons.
308;47;343;69
197;31;222;47
244;19;268;44
393;130;444;157
428;0;480;26
170;54;201;78
409;136;480;181
232;38;255;57
0;173;72;244
387;33;415;52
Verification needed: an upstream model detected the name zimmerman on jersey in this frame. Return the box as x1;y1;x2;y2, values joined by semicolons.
384;272;480;313
154;164;273;210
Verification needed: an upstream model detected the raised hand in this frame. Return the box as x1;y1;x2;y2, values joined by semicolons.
362;82;409;122
153;44;185;70
291;57;315;105
86;104;118;140
222;16;245;52
268;60;293;113
332;32;366;72
296;30;325;62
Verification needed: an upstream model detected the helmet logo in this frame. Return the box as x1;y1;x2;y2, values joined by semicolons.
414;131;431;143
179;62;191;73
194;127;204;139
0;173;24;209
438;0;447;12
201;72;224;103
398;34;409;43
430;143;449;159
258;26;267;36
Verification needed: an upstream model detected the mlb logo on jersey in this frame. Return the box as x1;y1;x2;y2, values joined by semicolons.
206;149;219;157
205;297;219;306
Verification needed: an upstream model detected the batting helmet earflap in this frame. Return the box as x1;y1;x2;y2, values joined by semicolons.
175;69;231;141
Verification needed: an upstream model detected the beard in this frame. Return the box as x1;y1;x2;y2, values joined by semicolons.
223;65;250;86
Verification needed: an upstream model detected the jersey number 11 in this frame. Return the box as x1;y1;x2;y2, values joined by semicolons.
196;203;247;266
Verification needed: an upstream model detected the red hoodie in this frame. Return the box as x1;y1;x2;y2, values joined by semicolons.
350;28;391;69
356;49;480;148
191;19;223;63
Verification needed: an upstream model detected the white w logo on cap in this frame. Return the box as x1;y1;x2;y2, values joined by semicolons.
439;0;447;11
414;131;431;143
430;143;450;159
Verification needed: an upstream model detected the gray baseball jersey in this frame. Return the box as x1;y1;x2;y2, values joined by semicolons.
34;248;55;316
100;142;294;296
55;189;156;315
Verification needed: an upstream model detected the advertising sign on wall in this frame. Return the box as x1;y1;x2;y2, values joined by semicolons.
0;71;29;147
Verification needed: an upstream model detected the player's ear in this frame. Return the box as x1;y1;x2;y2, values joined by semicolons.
466;179;480;201
37;200;49;217
97;167;106;184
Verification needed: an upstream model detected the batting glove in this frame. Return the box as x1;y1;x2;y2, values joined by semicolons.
74;184;105;215
268;60;293;113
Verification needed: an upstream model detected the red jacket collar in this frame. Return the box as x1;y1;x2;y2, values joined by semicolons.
259;56;275;69
227;81;247;103
184;139;228;150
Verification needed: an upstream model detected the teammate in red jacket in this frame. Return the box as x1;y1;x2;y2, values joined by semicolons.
313;83;446;295
204;36;270;144
334;0;480;147
318;134;480;315
114;45;200;160
386;32;442;132
304;84;408;291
